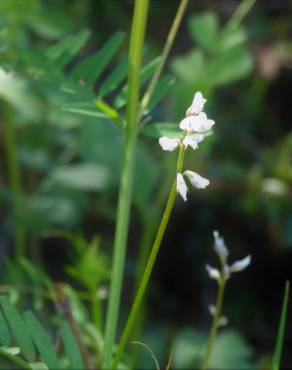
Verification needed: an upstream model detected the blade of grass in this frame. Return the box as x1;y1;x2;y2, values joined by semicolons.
272;281;290;370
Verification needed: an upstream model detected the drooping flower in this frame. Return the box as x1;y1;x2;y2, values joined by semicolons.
184;170;210;189
213;230;229;261
206;264;220;280
180;113;215;133
159;137;180;151
182;133;204;150
230;255;251;273
176;173;188;202
186;91;207;116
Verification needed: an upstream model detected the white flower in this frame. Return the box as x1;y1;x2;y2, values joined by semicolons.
159;136;180;151
186;92;207;116
208;305;216;316
180;113;215;133
230;255;251;273
206;264;220;280
176;173;188;201
184;170;210;189
183;134;204;150
218;316;228;327
213;230;229;261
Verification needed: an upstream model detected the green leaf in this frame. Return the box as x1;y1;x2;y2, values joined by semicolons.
60;321;84;370
0;310;11;347
70;32;125;85
140;122;182;139
24;311;61;370
218;24;247;52
172;328;207;368
209;330;254;369
206;46;253;86
46;30;90;68
29;363;49;370
62;102;106;119
50;164;110;191
0;297;36;362
273;281;290;370
188;11;219;51
99;58;128;98
147;74;175;111
171;50;204;83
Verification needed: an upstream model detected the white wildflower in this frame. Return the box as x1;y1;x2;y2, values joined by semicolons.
230;255;251;273
205;264;220;280
176;173;188;202
183;134;204;150
186;91;207;116
208;305;216;316
180;113;215;133
213;230;229;261
218;316;228;327
159;137;180;151
184;170;210;189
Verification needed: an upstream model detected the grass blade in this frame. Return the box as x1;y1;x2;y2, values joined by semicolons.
70;32;125;85
272;281;290;370
24;311;61;370
0;296;35;362
0;310;11;347
61;321;84;370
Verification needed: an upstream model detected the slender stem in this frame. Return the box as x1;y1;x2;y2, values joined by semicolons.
113;143;186;369
91;289;102;331
227;0;257;28
101;1;149;368
201;276;227;370
139;0;189;117
2;103;25;258
0;347;32;370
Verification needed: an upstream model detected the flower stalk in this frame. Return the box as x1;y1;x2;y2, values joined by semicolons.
101;0;149;368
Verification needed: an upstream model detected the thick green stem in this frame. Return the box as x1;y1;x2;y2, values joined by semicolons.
0;347;32;370
101;1;149;368
201;277;226;370
139;0;189;117
91;289;102;331
113;143;185;369
2;103;25;258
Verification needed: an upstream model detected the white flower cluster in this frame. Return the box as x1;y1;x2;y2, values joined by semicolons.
159;92;215;201
206;231;251;282
206;231;251;326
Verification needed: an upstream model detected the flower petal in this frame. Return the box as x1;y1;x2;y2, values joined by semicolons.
230;255;251;273
184;170;210;189
183;134;204;150
159;136;180;151
186;91;207;116
205;264;220;280
213;230;229;260
176;173;188;201
180;113;215;133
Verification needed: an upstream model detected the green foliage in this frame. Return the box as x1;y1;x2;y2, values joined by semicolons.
0;296;86;370
172;11;253;90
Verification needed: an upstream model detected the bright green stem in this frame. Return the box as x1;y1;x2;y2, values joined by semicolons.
227;0;257;28
101;1;149;368
0;347;32;370
139;0;189;116
113;144;185;369
201;277;227;370
2;103;25;258
91;289;102;330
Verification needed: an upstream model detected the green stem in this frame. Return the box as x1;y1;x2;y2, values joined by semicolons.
2;103;25;258
227;0;257;28
0;347;32;370
139;0;189;117
91;289;102;331
201;277;227;370
113;143;186;369
101;1;149;368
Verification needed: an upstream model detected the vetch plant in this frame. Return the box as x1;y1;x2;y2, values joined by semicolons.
201;231;251;370
113;91;214;368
